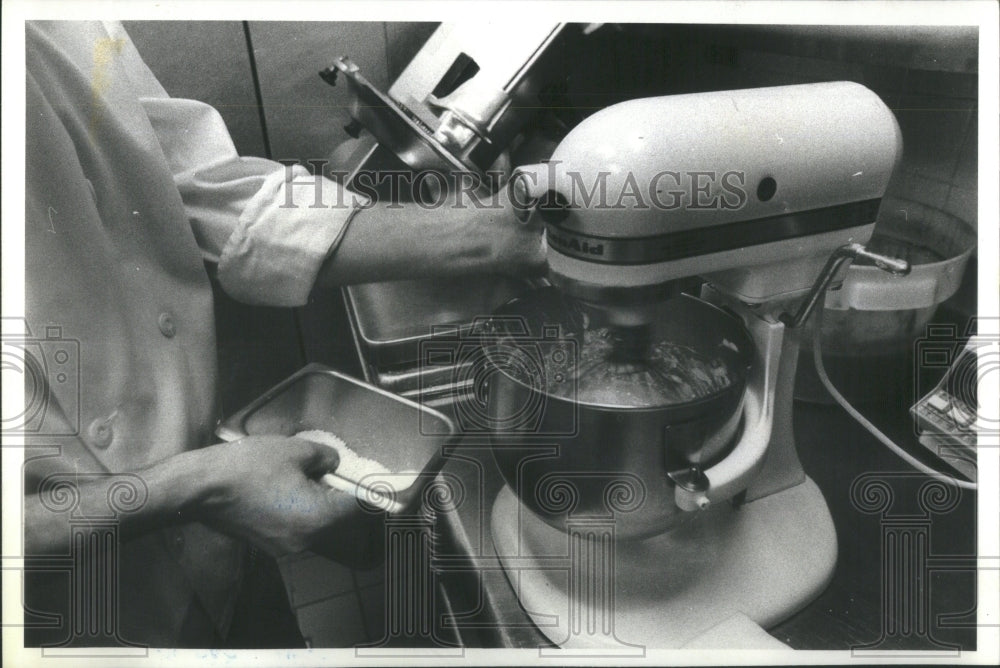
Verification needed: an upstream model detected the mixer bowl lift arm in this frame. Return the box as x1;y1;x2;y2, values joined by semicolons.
673;298;784;511
676;243;910;512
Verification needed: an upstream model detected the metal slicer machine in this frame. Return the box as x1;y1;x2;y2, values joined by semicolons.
321;23;572;399
484;81;910;650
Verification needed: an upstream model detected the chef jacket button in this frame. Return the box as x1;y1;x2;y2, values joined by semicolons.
157;312;176;338
87;417;114;449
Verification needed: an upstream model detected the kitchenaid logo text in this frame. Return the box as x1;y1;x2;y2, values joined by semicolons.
276;160;750;212
547;229;604;256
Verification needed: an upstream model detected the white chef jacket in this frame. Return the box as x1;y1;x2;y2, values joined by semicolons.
24;20;363;646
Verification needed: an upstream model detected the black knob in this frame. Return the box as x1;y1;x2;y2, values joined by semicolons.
318;67;338;87
343;119;364;139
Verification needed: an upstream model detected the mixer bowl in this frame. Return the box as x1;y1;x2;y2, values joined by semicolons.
484;288;755;539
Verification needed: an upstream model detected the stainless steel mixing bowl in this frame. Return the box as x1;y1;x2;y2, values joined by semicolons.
484;288;755;539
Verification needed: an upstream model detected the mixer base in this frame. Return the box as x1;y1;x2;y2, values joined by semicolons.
490;476;836;652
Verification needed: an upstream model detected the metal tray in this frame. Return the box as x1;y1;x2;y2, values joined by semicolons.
216;363;456;515
344;276;535;371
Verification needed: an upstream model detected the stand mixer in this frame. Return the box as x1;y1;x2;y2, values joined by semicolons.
482;80;910;651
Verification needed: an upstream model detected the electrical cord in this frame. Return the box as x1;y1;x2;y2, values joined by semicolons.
810;295;977;491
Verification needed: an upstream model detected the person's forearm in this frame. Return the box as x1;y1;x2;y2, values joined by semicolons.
316;200;540;287
23;449;208;554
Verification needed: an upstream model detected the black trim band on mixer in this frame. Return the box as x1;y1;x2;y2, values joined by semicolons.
545;198;882;265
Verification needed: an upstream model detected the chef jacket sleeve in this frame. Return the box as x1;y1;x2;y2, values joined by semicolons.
110;20;365;308
142;98;367;306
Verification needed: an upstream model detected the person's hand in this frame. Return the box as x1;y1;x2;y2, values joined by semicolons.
187;436;356;556
24;434;377;562
473;177;547;277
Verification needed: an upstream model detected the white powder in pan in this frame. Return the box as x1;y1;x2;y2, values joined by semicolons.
294;429;417;495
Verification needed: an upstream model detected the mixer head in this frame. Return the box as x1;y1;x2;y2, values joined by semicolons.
513;81;903;325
